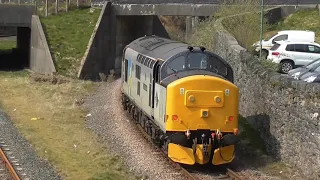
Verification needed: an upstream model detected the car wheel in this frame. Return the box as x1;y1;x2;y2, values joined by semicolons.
279;60;294;74
261;50;268;59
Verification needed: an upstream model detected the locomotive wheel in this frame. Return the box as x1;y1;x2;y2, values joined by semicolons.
162;139;170;154
121;94;127;110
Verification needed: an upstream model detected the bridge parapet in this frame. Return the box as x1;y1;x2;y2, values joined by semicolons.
0;4;36;27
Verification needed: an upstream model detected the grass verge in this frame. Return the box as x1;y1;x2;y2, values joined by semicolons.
41;8;101;78
0;39;16;50
0;71;135;180
267;8;320;43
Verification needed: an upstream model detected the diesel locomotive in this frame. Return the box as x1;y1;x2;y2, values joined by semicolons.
120;35;240;166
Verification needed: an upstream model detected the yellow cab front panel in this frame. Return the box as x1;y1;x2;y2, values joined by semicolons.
165;75;239;165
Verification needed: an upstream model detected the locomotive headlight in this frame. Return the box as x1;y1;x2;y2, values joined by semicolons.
189;95;195;102
215;96;221;103
201;109;209;118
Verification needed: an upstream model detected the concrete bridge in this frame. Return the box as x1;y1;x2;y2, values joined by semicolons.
0;1;318;79
78;1;319;80
0;4;55;73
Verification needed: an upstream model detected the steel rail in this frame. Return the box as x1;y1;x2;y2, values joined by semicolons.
226;168;243;180
0;146;20;180
135;124;198;180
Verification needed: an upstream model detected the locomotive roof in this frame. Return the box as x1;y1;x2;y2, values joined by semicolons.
127;36;190;60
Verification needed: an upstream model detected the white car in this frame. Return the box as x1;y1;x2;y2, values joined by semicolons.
253;30;315;58
267;41;320;73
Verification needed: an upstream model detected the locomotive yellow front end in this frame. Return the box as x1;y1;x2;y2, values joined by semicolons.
165;75;239;166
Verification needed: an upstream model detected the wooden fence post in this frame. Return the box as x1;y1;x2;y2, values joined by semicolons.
66;0;68;12
77;0;79;8
34;0;37;14
55;0;59;14
45;0;48;16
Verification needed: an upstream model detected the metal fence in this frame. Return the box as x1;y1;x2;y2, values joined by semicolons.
0;0;91;17
0;0;34;4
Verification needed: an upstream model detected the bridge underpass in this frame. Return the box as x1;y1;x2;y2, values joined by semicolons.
0;5;33;70
78;2;226;80
0;4;55;73
78;0;320;80
0;27;31;71
1;1;318;78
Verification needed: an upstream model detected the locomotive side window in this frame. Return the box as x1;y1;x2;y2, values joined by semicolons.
136;65;141;79
166;56;185;74
124;59;128;82
137;81;140;96
148;84;151;107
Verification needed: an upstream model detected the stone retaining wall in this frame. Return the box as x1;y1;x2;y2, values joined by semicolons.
212;6;320;179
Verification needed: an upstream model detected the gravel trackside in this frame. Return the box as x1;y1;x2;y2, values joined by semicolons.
0;111;62;180
84;78;187;180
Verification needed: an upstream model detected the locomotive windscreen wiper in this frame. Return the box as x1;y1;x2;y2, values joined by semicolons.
168;66;178;73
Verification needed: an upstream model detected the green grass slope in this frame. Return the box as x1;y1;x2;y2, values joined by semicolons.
267;8;320;43
41;8;101;78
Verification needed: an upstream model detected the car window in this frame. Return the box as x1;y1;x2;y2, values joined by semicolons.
293;44;307;52
285;44;294;51
270;43;281;51
306;45;320;53
272;34;288;43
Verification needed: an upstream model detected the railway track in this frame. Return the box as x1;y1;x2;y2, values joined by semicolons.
129;114;243;180
0;138;26;180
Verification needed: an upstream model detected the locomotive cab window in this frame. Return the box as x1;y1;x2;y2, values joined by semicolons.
187;53;207;69
166;56;186;74
160;51;233;82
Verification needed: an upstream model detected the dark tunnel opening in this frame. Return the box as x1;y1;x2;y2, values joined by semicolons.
0;26;31;71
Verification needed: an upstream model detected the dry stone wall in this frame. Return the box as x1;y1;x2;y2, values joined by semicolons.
212;7;320;179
